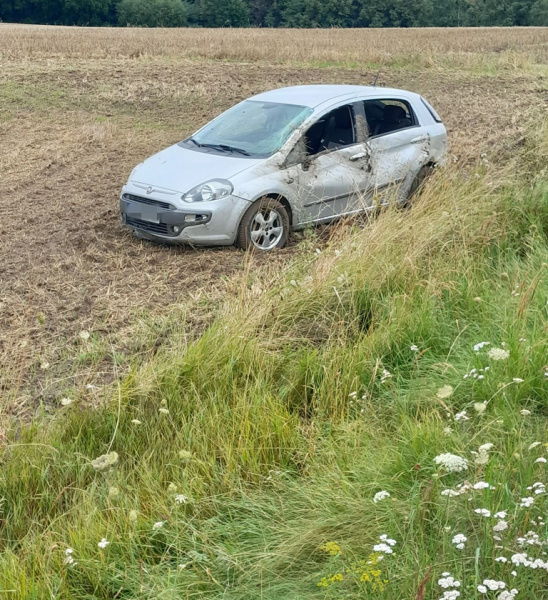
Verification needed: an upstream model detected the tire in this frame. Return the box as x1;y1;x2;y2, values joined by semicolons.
236;197;290;251
406;164;433;203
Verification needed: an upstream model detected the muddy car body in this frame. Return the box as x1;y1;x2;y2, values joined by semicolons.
120;85;447;250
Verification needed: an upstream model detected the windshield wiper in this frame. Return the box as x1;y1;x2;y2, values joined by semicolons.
188;140;250;156
217;144;250;156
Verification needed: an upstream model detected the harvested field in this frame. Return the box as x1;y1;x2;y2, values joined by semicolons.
1;24;548;418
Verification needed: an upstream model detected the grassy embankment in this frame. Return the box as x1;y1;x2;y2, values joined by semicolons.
2;120;548;598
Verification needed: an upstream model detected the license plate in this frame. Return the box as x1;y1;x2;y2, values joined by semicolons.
126;201;159;224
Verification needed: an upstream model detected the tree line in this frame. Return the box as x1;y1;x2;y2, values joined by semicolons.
2;0;548;27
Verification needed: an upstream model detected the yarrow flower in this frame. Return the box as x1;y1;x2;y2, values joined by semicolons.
373;490;390;503
481;580;506;591
493;520;509;532
175;494;188;505
495;556;508;563
91;452;119;471
441;489;460;497
64;548;77;566
534;457;547;464
475;508;491;517
380;369;392;383
434;453;468;473
452;533;467;550
98;538;109;549
153;521;166;530
488;347;510;361
438;575;461;588
437;385;454;399
520;497;534;508
439;591;460;600
373;542;393;554
60;397;72;406
474;341;490;352
498;591;518;600
410;344;419;352
455;410;469;422
473;481;490;490
521;409;531;416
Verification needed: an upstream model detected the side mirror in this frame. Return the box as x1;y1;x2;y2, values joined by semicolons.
283;136;308;169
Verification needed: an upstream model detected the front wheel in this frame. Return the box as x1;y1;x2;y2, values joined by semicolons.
236;197;290;251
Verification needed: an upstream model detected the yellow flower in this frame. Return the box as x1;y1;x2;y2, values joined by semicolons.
321;541;342;556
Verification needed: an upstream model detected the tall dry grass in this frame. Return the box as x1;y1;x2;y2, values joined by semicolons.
1;24;548;68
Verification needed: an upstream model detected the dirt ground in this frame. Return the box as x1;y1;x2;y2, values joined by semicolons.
1;33;548;416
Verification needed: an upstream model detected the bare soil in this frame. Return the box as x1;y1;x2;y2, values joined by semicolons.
1;50;546;415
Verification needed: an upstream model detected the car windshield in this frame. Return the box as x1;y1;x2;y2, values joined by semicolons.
188;100;313;158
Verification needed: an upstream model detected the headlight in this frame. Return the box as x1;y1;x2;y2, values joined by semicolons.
182;179;233;203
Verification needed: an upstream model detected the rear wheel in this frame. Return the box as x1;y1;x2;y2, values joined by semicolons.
236;197;290;251
405;164;434;204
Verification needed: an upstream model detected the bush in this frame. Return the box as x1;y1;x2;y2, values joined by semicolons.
117;0;189;27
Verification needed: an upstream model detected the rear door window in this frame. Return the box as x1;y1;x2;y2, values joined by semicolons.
363;99;417;137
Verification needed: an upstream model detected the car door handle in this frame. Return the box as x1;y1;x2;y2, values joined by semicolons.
349;152;366;161
410;135;429;144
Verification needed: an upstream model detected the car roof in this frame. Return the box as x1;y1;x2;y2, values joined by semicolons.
250;85;420;109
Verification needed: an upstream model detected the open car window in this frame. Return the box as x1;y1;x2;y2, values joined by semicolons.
304;105;357;156
363;99;417;137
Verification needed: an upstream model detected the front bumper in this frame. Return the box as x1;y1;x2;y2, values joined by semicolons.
119;191;250;246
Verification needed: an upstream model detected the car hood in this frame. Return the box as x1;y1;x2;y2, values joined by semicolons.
129;144;263;194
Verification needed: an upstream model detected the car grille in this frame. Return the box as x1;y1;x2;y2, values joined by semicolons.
123;193;173;211
125;217;171;236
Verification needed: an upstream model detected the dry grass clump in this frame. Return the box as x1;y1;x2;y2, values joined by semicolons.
1;24;548;69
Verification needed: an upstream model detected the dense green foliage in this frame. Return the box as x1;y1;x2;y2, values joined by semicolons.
1;0;548;26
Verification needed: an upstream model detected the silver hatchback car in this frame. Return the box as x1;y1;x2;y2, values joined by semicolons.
120;85;447;250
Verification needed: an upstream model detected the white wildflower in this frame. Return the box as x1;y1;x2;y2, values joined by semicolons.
131;419;141;425
440;591;460;600
511;553;530;566
98;538;109;549
373;543;393;554
455;410;469;422
495;556;508;563
474;341;490;352
437;385;454;399
489;348;510;361
40;361;50;370
91;451;118;471
529;442;542;450
513;378;524;383
475;508;491;517
498;591;518;600
380;369;392;383
438;575;461;588
175;494;188;505
520;409;531;416
474;402;487;413
493;520;508;532
410;344;419;352
373;490;390;503
379;534;396;546
483;580;505;591
153;521;166;530
434;453;468;473
348;391;357;398
159;408;169;415
495;511;507;518
444;426;452;435
79;330;90;341
535;457;547;464
473;481;490;490
60;397;72;406
510;571;517;577
441;489;460;497
452;533;467;549
520;497;534;508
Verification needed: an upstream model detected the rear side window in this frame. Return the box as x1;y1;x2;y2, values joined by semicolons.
363;99;417;137
421;97;442;123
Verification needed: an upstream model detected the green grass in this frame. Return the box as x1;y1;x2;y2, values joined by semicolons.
2;127;548;599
